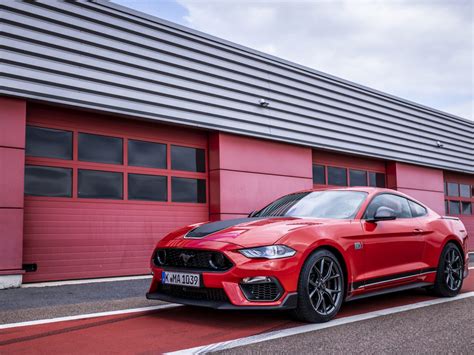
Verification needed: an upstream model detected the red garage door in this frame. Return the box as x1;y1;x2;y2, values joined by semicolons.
444;172;474;251
312;150;387;189
23;104;209;282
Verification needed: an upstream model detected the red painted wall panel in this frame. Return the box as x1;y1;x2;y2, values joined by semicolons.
23;103;209;282
394;163;445;192
313;150;386;172
0;96;26;276
213;133;312;178
216;170;312;216
387;162;445;215
209;132;313;220
0;147;25;208
397;188;445;215
0;97;26;149
0;209;23;270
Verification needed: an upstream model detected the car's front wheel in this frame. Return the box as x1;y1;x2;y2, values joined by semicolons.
293;249;345;323
432;243;464;297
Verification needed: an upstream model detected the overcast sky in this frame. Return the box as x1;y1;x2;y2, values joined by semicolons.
112;0;473;121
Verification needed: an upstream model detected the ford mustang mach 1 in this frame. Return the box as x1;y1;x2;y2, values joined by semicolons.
147;188;469;322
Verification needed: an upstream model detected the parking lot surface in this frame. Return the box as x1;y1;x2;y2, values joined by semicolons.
0;265;473;354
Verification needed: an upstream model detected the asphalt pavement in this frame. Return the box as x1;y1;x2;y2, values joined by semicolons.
0;278;162;324
219;297;474;354
0;258;473;353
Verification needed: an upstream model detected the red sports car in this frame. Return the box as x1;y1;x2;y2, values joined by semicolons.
147;188;469;322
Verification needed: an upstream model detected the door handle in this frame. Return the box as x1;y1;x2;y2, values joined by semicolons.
413;228;424;234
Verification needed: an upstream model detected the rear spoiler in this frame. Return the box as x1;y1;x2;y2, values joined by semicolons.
440;216;460;221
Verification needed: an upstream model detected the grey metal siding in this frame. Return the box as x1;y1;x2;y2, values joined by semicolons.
1;0;472;173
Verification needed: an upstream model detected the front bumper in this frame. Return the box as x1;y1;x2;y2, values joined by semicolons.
146;289;298;310
147;242;301;309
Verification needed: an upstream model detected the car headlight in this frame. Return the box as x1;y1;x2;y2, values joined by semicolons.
239;245;296;259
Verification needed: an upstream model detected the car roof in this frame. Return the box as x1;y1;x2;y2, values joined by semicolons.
305;186;391;194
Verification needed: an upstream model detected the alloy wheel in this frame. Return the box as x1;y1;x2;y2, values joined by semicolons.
307;256;343;315
444;248;463;291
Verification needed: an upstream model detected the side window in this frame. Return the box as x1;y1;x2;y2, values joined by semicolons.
408;200;427;217
365;194;412;219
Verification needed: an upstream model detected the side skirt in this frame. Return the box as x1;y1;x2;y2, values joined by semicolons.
346;282;432;302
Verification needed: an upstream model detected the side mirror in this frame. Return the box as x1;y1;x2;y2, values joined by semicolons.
367;206;397;223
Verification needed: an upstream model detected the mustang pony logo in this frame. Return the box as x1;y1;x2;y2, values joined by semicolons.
179;253;194;266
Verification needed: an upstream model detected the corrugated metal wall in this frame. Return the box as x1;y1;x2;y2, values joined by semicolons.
1;0;472;173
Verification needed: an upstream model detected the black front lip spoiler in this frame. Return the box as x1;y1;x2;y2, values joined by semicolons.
146;291;298;310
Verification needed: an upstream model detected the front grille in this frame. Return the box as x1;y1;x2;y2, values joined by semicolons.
153;248;233;271
158;284;229;302
240;281;282;301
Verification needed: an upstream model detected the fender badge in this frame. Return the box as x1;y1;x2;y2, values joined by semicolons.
354;242;363;250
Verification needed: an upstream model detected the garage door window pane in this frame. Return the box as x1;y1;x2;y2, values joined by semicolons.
369;172;386;188
172;177;206;203
78;169;123;199
460;184;471;198
327;167;347;186
448;201;460;215
79;133;123;164
350;170;367;186
312;165;325;184
461;202;472;215
25;165;72;197
128;140;166;169
171;145;205;172
26;126;72;160
128;174;167;201
447;183;459;197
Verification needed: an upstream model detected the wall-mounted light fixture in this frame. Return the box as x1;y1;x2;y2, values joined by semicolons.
259;98;270;107
436;140;444;148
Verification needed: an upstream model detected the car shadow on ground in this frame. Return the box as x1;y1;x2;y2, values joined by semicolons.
143;287;437;331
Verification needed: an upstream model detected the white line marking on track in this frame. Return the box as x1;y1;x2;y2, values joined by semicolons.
21;275;153;288
166;291;474;354
0;303;180;330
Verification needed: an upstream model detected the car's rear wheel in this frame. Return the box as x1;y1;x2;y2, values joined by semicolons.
293;249;344;323
432;243;464;297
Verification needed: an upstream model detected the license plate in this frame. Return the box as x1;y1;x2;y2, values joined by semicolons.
162;271;200;287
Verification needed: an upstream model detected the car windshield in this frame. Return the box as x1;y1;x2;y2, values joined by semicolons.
254;190;368;219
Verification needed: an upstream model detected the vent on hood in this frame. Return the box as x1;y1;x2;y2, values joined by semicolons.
185;217;267;238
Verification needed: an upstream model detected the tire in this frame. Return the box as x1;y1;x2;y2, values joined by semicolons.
293;249;345;323
432;243;464;297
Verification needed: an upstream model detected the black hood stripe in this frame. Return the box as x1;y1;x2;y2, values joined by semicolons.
185;217;268;238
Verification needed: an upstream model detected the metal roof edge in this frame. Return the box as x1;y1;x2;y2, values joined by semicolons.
90;0;473;126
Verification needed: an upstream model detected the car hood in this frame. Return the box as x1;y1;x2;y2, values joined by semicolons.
159;216;342;248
